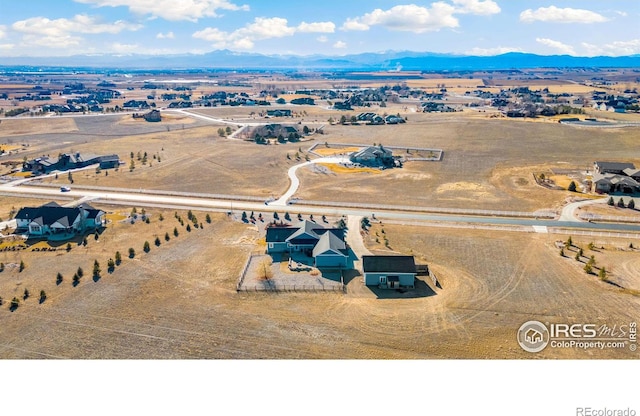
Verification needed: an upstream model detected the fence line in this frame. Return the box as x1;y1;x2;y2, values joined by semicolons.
308;142;444;161
237;284;344;293
578;214;640;223
297;199;557;218
547;228;640;239
24;182;266;203
236;254;253;291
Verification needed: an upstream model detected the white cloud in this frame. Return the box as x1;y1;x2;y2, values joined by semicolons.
194;17;336;50
342;18;370;31
581;39;640;57
297;21;335;33
317;35;328;43
466;46;522;56
0;25;6;39
333;40;347;49
452;0;500;15
156;31;175;39
74;0;249;22
0;43;15;51
12;14;142;36
341;3;459;33
536;38;576;55
520;6;608;24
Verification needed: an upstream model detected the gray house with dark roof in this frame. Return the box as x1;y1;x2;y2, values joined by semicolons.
349;145;394;167
594;161;636;175
362;255;416;289
14;202;105;239
265;220;348;268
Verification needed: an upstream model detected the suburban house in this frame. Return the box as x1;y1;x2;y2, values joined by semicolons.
23;153;121;174
349;145;394;167
592;162;640;194
362;255;417;289
14;202;106;239
265;220;348;268
594;161;636;175
266;109;292;117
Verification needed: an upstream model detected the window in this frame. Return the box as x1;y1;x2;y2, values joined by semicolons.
268;243;274;249
380;276;387;284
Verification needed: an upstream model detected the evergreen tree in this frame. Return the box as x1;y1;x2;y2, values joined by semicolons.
618;198;625;208
115;251;122;265
143;241;151;253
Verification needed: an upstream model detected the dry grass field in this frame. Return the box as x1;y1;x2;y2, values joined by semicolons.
2;211;637;359
293;111;640;211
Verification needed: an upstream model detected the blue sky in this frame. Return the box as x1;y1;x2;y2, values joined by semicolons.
0;0;638;57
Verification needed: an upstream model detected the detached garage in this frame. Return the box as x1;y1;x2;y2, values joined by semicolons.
362;255;416;289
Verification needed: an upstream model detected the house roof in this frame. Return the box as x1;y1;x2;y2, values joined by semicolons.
595;161;636;172
593;173;640;187
266;227;298;243
350;146;393;160
15;204;81;228
286;220;321;244
362;255;416;274
623;168;640;177
312;231;347;257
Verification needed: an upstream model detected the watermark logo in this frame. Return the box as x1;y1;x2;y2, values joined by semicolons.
517;320;550;353
518;320;637;353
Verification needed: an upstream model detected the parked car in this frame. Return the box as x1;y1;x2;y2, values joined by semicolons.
60;186;71;192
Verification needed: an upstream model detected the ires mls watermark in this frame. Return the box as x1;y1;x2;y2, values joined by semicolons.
517;320;637;353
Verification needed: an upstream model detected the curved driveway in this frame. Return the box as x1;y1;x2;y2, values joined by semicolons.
270;156;349;207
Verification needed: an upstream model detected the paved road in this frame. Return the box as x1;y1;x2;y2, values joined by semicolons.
346;215;372;272
4;181;640;234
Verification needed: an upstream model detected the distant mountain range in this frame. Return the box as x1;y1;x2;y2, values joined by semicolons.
1;50;639;71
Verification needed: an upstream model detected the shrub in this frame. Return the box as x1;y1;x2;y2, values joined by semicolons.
206;214;211;223
173;227;179;237
56;272;63;285
155;237;161;246
129;247;135;258
568;181;577;192
618;198;625;208
10;297;20;310
107;258;115;272
66;243;72;252
143;241;150;253
19;260;25;272
39;290;46;303
165;232;170;241
584;263;593;274
599;267;607;280
23;288;30;300
629;199;636;210
608;197;614;206
115;251;122;265
73;273;80;286
77;267;84;278
186;224;191;232
93;260;101;277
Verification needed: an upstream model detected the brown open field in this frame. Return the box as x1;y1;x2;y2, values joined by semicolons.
0;117;79;137
294;112;640;211
1;213;637;358
3;108;634;212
